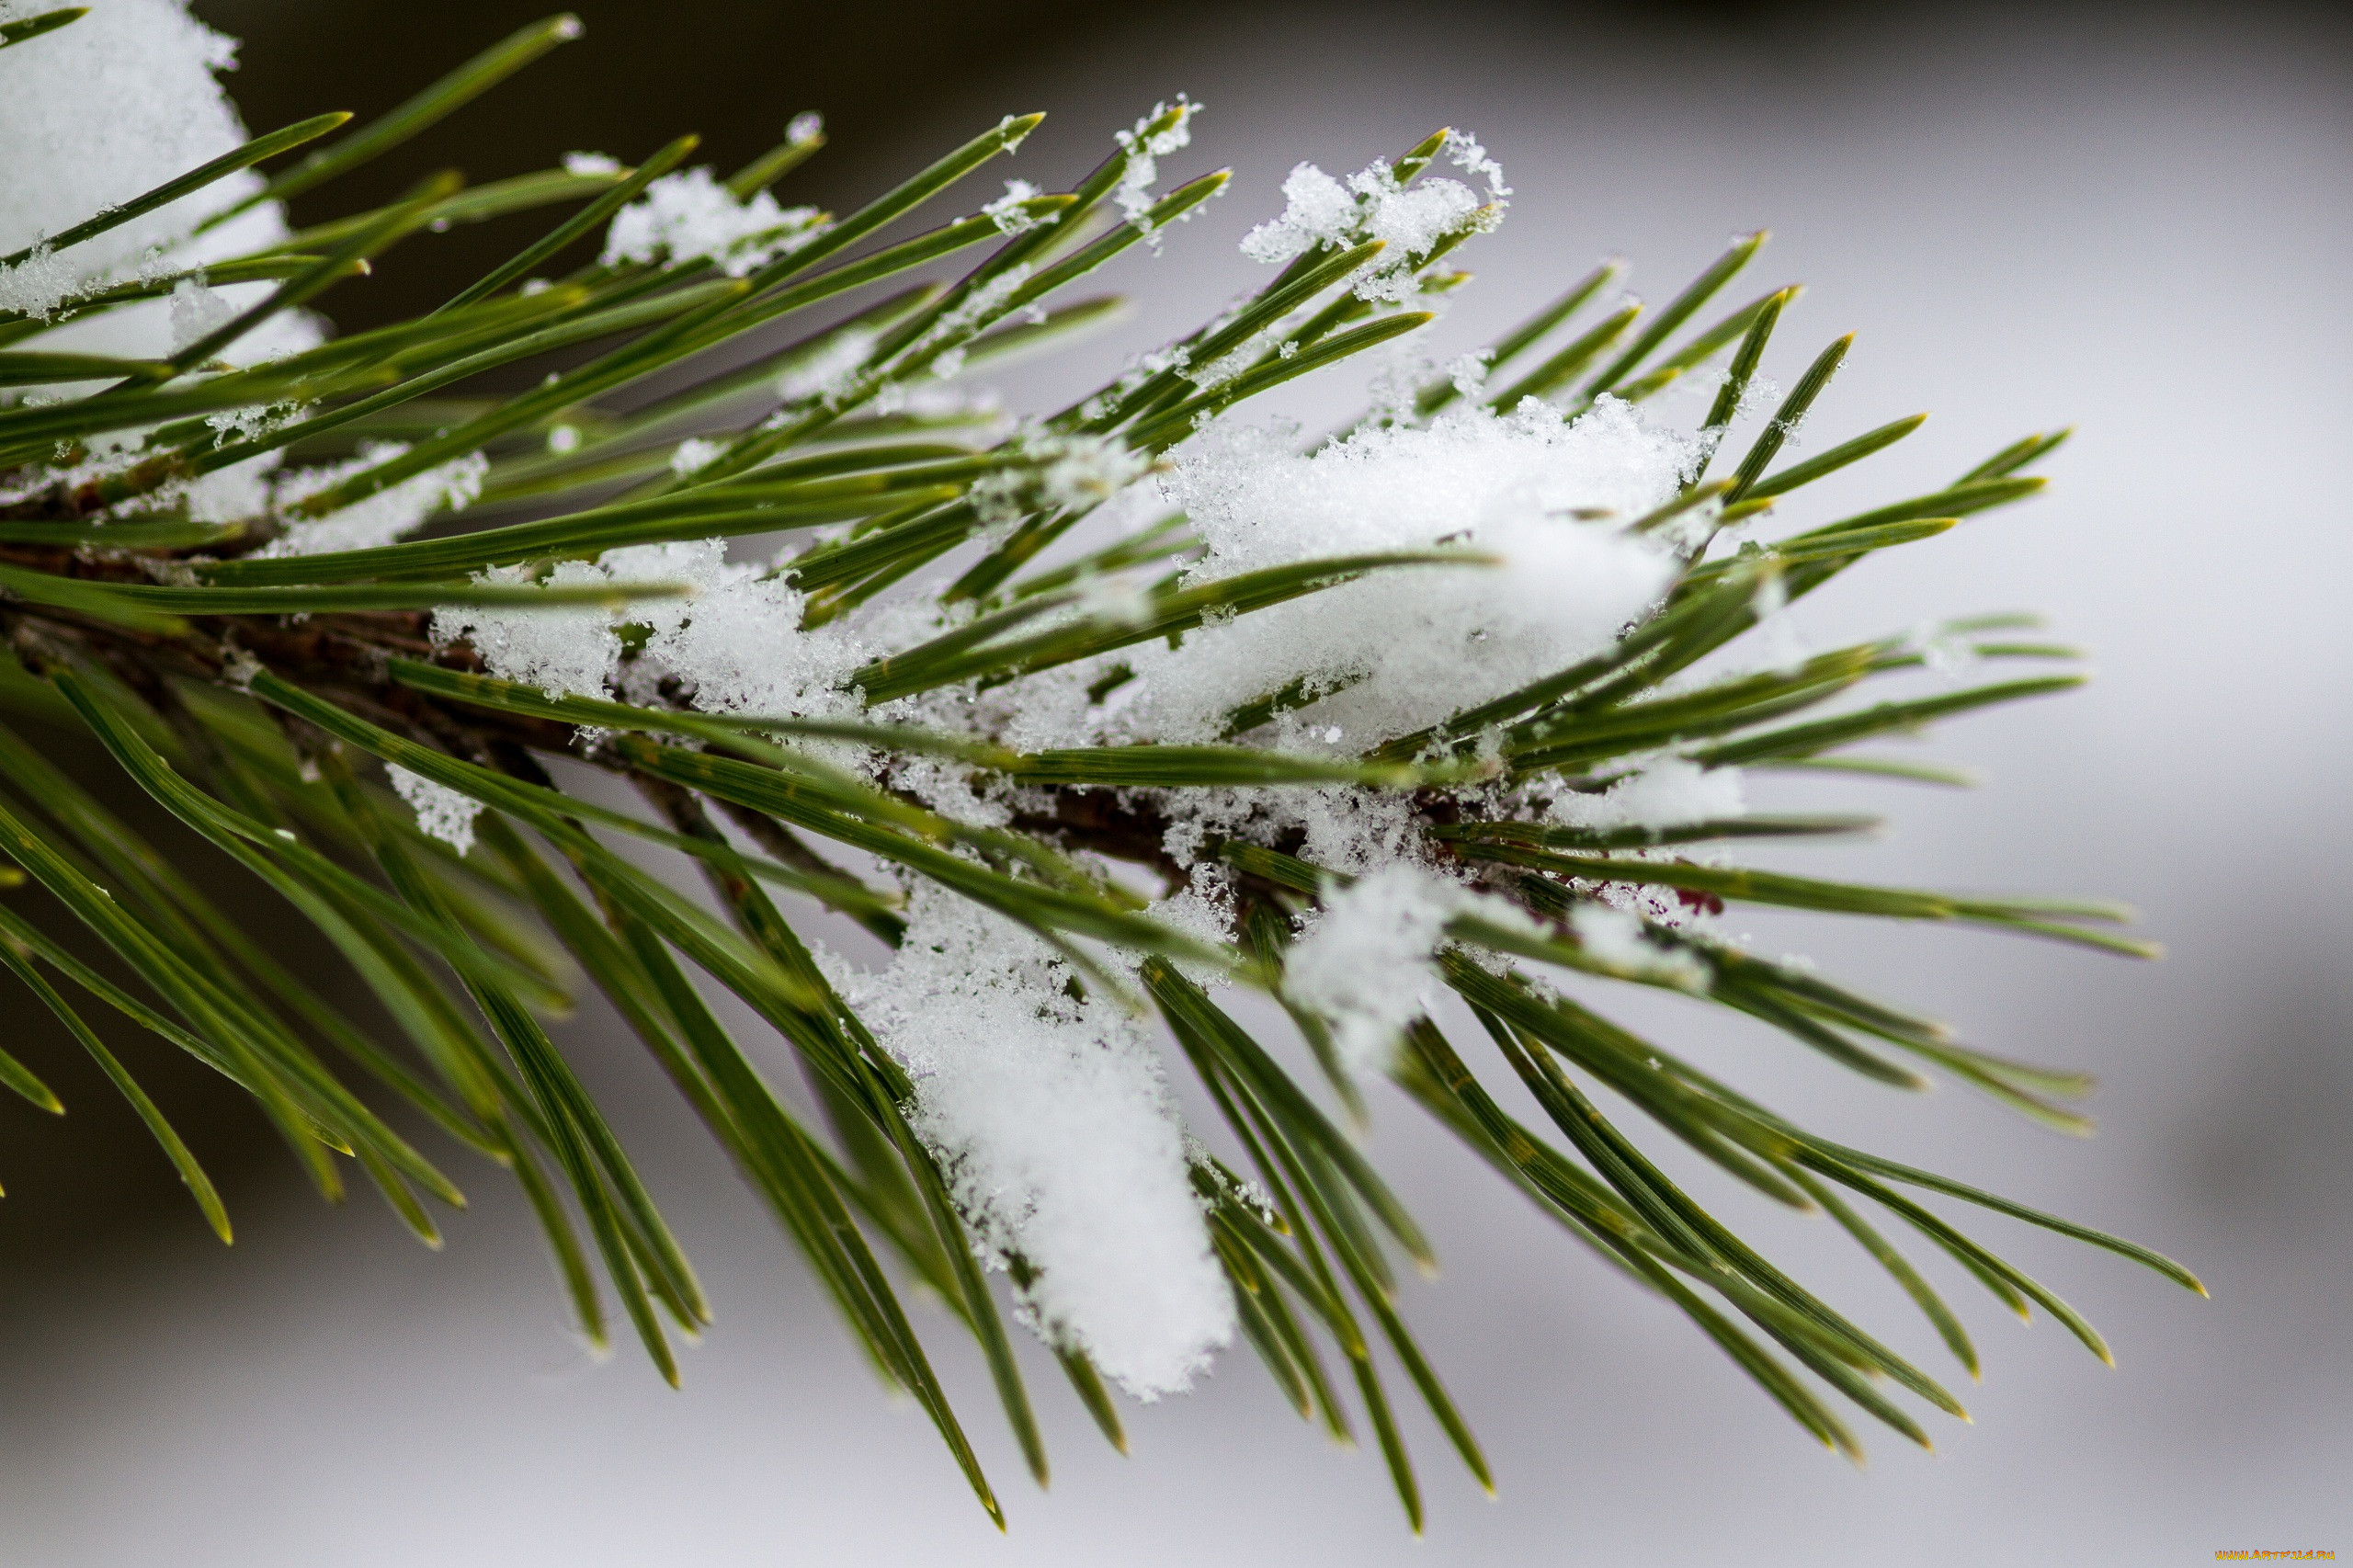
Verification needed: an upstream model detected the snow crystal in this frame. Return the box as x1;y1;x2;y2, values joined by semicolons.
668;436;723;478
1441;128;1511;199
1910;620;1985;680
1354;162;1483;270
387;763;484;856
0;0;316;362
1238;143;1503;299
1298;784;1427;876
774;324;877;405
982;179;1046;234
439;539;867;712
1111;98;1202;235
1446;350;1492;400
1074;568;1158;629
1119;397;1692;747
968;430;1149;532
1283;864;1463;1075
995;113;1039;153
786;111;824;147
832;886;1233;1400
435;558;624;702
1039;432;1152;511
264;443;487;557
1238;163;1358;267
600;166;827;278
938;266;1031;340
562;151;622;177
0;247;77;323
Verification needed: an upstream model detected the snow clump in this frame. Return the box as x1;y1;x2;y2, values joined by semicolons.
0;0;319;362
1282;864;1466;1075
387;764;486;857
1118;396;1693;747
432;539;866;722
827;885;1234;1400
608;539;865;719
1551;756;1748;835
600;166;828;278
264;444;489;557
668;436;725;478
1239;130;1507;300
981;179;1046;234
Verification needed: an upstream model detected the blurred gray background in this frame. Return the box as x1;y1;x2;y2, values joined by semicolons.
1;1;2347;1562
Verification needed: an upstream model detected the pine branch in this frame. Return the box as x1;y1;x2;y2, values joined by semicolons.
0;10;2200;1533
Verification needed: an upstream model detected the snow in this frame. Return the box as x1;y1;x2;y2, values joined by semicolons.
1145;869;1239;985
607;540;865;722
0;247;78;322
1238;138;1506;299
387;763;484;856
599;166;827;278
1912;619;1987;680
165;277;238;354
264;443;488;557
1117;397;1692;748
981;179;1045;234
773;324;878;406
826;885;1233;1400
1238;164;1358;267
0;0;317;364
994;113;1039;153
986;430;1153;527
936;266;1032;342
668;437;723;478
435;539;868;722
1446;350;1492;400
172;452;276;524
1111;98;1202;235
435;559;625;702
1552;756;1748;834
1356;165;1484;275
46;401;297;524
1567;902;1708;987
1282;864;1463;1075
1072;567;1158;629
1441;128;1512;200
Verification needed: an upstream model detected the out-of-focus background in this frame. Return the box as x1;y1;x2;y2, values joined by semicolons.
1;1;2347;1562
